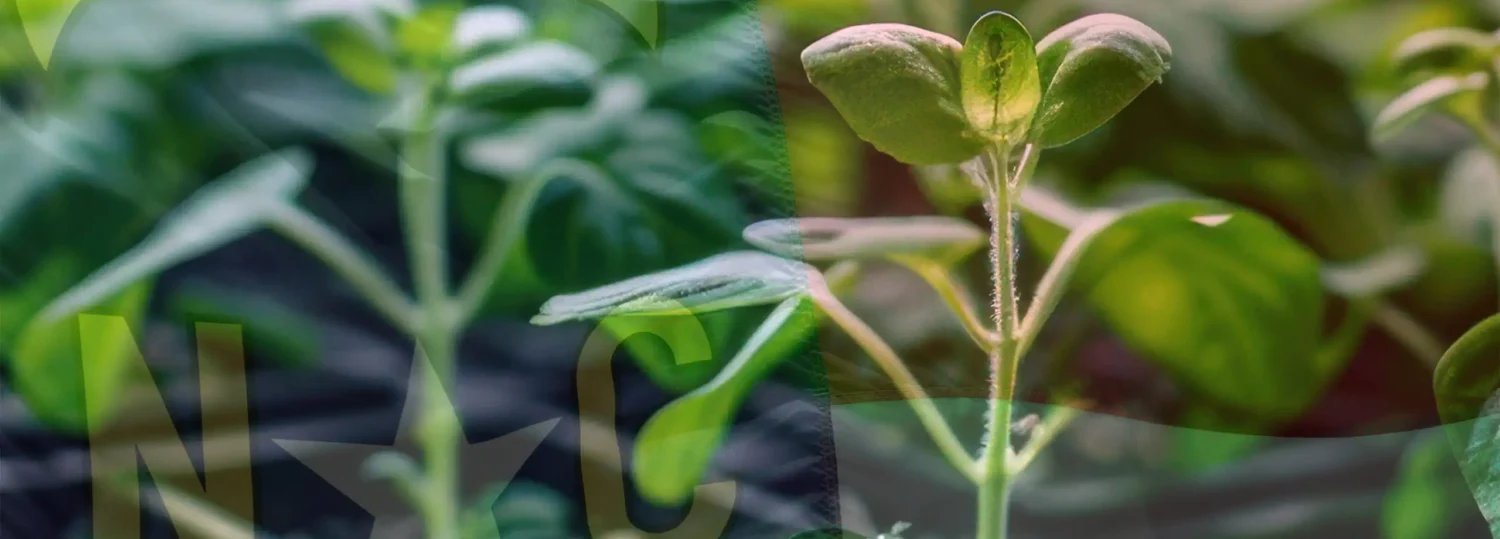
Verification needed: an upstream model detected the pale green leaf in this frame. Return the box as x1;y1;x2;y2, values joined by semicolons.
1030;14;1172;148
742;216;985;265
40;149;313;321
531;251;812;325
451;5;531;55
801;24;985;165
1372;74;1488;142
1320;244;1428;297
1392;28;1500;78
448;41;598;108
960;11;1041;143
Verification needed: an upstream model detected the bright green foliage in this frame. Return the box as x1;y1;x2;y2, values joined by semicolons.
960;11;1040;144
632;298;813;505
12;281;150;432
801;23;985;164
395;2;460;65
448;41;598;108
1383;433;1470;539
1025;198;1327;419
1030;14;1172;148
288;0;401;94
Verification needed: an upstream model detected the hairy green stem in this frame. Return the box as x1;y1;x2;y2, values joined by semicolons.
399;80;461;539
977;145;1020;539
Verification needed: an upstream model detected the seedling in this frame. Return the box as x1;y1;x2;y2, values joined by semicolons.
532;11;1172;539
1377;26;1500;537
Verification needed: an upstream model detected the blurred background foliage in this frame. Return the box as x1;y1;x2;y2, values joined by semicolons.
2;0;1500;537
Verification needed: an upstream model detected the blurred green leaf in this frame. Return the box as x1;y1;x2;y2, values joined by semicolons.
463;480;574;539
743;216;985;265
633;297;814;505
167;284;323;369
12;280;150;432
1372;73;1488;142
448;41;597;109
450;5;531;57
290;0;400;94
601;308;761;394
531;251;810;325
395;2;460;63
1440;147;1500;250
1321;244;1428;297
463;78;748;290
961;11;1041;144
1383;432;1470;539
1023;195;1329;420
1433;314;1500;430
39;149;313;322
50;0;289;68
1391;27;1499;79
1461;393;1500;536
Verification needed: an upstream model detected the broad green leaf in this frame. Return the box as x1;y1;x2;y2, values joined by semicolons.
1022;195;1328;420
1371;74;1488;142
12;281;150;432
1030;14;1172;148
288;0;398;94
801;23;985;165
448;41;598;109
1433;315;1500;430
29;0;288;69
39;149;313;322
960;11;1041;144
15;0;82;68
633;297;815;505
1440;147;1500;250
1382;432;1470;539
743;216;985;265
450;5;530;56
1392;28;1499;78
462;79;747;290
531;252;811;325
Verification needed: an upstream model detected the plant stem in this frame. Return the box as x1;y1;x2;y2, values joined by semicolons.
399;80;461;539
810;284;980;483
1370;298;1445;368
977;145;1021;539
1008;405;1079;475
1458;114;1500;311
454;172;554;324
897;258;997;351
266;203;417;332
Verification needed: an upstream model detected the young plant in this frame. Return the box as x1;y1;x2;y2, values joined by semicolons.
532;11;1172;539
9;3;592;538
1376;26;1500;537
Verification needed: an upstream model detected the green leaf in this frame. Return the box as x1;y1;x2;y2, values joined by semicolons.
1383;432;1470;539
1392;28;1500;78
633;297;815;505
462;481;573;539
1433;315;1500;430
1022;195;1329;420
1459;393;1500;536
462;79;748;290
801;23;985;165
960;11;1041;144
450;5;531;56
1030;13;1172;148
39;149;313;322
743;216;985;265
1439;147;1500;250
531;252;811;325
601;309;762;394
1371;74;1488;142
288;0;399;94
12;280;150;432
448;41;598;109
